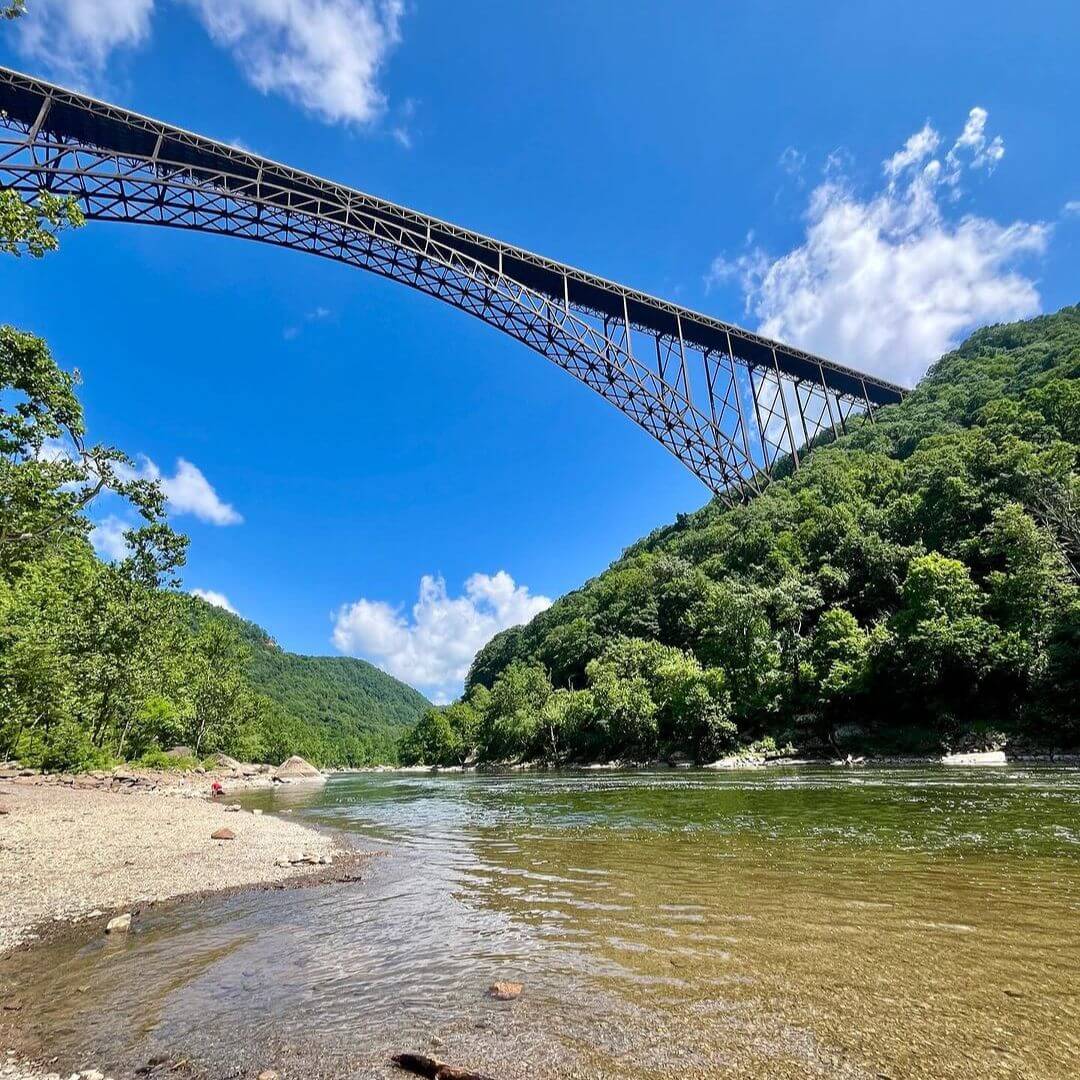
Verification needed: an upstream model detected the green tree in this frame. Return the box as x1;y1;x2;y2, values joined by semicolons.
480;661;552;762
184;620;256;756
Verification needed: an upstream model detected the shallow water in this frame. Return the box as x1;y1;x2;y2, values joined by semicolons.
8;766;1080;1078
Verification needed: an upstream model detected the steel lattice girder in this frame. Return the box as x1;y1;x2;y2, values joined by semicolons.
0;66;906;502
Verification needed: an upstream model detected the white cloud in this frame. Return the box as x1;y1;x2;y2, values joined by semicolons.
707;108;1049;386
883;122;940;178
118;456;243;525
778;146;805;176
15;1;404;128
945;106;1005;178
332;571;552;702
185;0;404;125
15;0;154;80
191;588;239;614
1065;201;1080;216
90;515;132;561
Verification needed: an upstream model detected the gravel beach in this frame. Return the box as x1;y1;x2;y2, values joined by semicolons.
0;776;346;956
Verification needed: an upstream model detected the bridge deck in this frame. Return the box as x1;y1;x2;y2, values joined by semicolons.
0;66;904;408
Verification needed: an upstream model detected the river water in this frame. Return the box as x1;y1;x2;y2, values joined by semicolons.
9;766;1080;1079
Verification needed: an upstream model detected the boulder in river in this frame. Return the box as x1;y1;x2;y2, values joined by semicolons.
272;755;325;781
941;750;1007;766
105;914;131;934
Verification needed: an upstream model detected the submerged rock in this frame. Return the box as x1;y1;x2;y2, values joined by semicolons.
487;981;523;1000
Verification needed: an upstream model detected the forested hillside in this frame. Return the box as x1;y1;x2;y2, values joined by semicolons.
403;306;1080;765
0;187;425;772
181;595;429;762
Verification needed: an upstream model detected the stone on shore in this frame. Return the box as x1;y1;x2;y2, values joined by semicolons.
210;828;236;841
164;746;193;759
941;750;1008;766
105;913;131;934
272;756;324;781
208;753;241;771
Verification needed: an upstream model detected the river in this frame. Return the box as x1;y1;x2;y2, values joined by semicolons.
8;766;1080;1078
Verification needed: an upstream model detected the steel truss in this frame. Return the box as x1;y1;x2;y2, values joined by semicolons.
0;66;905;502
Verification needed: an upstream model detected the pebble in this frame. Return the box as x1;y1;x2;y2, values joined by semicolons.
251;809;263;816
257;1071;278;1080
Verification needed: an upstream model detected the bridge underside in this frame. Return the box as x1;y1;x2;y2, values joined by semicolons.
0;66;905;502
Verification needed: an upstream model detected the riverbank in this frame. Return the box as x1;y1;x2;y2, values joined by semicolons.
0;774;356;957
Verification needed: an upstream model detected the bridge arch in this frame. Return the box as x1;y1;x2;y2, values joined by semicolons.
0;66;905;502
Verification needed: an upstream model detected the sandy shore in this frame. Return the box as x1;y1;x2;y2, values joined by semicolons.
0;776;348;956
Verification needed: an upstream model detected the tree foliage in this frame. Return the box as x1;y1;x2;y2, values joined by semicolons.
404;305;1080;763
0;184;426;772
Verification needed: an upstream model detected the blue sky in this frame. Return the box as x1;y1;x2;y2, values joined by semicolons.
2;1;1078;701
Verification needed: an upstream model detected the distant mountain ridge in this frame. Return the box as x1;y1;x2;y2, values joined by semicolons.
183;596;429;764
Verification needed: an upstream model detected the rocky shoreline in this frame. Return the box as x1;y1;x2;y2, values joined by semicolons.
0;760;366;1080
0;760;354;958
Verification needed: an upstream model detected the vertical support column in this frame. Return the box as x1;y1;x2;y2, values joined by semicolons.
675;313;691;403
860;378;875;423
28;95;52;141
725;329;756;474
793;380;813;450
818;362;841;440
771;347;799;470
748;366;773;469
27;95;53;186
703;348;719;430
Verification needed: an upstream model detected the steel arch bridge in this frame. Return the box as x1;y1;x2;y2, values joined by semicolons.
0;66;905;503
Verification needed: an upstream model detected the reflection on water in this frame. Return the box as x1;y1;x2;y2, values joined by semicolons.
7;767;1080;1078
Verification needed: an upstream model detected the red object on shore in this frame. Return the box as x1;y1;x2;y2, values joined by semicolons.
210;782;223;797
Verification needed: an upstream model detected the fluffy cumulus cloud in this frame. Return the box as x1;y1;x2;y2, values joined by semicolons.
185;0;403;124
15;0;155;81
90;514;133;561
16;0;404;127
332;572;552;702
190;588;239;614
118;456;243;525
708;108;1049;386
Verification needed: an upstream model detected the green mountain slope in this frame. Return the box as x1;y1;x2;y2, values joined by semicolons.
182;597;429;764
405;305;1080;765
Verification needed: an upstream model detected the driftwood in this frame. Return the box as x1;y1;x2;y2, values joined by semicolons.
391;1052;496;1080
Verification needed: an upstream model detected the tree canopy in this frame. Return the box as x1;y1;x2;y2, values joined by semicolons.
403;306;1080;766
